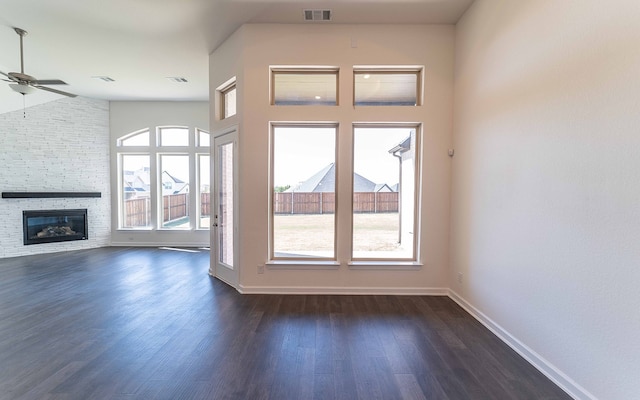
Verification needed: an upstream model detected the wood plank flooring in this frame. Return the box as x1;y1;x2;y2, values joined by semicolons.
0;247;572;400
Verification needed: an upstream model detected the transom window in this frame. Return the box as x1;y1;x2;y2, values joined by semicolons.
354;68;422;106
271;68;339;106
217;78;237;120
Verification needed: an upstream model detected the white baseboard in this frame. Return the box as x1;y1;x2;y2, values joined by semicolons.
447;290;596;400
237;285;449;296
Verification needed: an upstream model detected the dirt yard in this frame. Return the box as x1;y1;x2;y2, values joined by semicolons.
273;213;401;253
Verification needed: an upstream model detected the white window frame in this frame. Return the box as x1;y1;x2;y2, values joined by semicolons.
116;126;210;231
268;122;339;262
350;123;422;263
353;66;423;106
270;67;339;106
216;77;237;121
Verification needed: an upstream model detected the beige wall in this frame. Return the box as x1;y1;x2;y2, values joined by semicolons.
210;24;455;293
451;1;640;398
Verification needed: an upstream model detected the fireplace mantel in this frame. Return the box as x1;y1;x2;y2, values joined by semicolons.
2;192;102;199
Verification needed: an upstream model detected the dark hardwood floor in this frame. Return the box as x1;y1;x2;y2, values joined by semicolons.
0;247;572;400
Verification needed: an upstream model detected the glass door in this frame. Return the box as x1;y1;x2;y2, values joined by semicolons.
210;129;238;288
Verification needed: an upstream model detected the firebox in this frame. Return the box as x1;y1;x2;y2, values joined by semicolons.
23;209;88;245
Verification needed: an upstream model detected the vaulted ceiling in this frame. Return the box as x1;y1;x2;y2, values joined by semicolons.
0;0;473;114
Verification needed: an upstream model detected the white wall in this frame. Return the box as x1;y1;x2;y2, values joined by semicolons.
109;101;210;247
451;1;640;399
210;24;455;293
0;97;111;258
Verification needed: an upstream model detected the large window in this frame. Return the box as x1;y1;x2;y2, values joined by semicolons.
159;154;190;229
120;154;151;228
271;124;337;259
116;127;210;231
267;65;423;265
352;126;419;260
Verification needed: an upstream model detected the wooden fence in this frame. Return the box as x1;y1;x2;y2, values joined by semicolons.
274;192;398;214
162;193;188;222
124;193;211;227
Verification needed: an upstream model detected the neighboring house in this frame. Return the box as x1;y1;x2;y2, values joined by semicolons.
373;183;394;193
123;167;151;199
123;168;188;198
287;163;394;193
388;135;415;251
161;171;189;196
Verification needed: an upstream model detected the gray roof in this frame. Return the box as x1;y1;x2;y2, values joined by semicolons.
289;163;391;193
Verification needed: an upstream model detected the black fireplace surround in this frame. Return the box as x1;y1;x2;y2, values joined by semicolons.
23;209;88;245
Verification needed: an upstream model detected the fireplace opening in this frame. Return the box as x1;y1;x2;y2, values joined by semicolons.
23;209;88;245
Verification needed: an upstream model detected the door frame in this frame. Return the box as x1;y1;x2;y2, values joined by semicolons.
209;126;239;289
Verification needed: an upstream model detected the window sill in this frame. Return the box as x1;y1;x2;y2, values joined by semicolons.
348;261;423;270
266;260;340;270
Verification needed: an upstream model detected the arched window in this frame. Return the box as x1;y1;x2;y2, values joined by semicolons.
116;126;210;230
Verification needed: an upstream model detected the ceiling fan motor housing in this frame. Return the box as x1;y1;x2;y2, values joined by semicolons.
9;83;36;95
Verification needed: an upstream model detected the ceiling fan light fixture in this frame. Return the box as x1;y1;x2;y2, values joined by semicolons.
9;83;36;95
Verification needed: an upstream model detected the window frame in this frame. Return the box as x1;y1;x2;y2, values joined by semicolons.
353;66;423;106
117;128;150;147
268;122;339;262
118;153;152;230
270;67;339;106
350;123;422;262
217;77;237;121
221;83;237;119
115;126;210;231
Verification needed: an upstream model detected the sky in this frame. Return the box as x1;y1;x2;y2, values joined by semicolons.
121;126;413;190
273;126;414;188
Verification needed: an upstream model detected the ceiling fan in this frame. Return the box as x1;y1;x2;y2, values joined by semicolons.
1;27;77;98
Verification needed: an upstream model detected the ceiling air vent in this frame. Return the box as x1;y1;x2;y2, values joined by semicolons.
167;77;188;83
304;9;332;22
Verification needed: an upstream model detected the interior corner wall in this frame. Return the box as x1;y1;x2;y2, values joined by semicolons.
210;23;455;293
0;97;111;258
451;1;640;399
109;101;210;247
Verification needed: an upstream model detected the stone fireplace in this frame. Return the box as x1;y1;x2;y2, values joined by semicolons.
23;209;88;245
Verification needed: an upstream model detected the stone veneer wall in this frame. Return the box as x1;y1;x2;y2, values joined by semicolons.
0;97;111;258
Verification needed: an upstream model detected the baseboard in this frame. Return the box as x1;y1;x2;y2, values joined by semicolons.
110;242;209;248
237;285;448;296
448;290;596;400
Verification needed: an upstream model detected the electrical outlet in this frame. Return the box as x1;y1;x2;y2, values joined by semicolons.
257;265;265;274
457;272;463;284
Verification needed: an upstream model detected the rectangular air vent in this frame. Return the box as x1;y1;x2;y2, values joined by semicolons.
304;9;332;21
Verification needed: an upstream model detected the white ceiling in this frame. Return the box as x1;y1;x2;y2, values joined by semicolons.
0;0;473;114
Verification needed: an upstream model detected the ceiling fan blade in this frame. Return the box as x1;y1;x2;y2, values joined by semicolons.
34;85;77;98
1;71;19;82
33;79;68;85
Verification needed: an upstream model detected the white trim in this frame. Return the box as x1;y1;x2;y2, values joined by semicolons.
348;261;423;270
447;290;596;400
266;260;340;270
237;285;448;295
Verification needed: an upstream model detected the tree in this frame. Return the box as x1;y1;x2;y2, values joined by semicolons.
274;185;290;193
